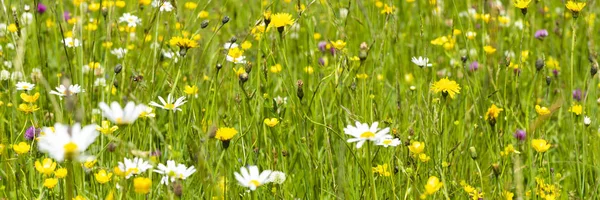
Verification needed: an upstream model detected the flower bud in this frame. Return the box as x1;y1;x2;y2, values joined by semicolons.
297;80;304;100
535;59;544;71
221;16;230;24
114;64;123;74
591;66;598;77
546;76;551;86
216;63;222;70
201;20;209;29
239;73;249;83
469;146;477;160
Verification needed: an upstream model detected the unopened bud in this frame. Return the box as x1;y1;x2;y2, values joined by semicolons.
239;73;249;83
222;16;230;24
216;63;222;70
114;64;123;74
492;163;501;176
469;147;478;160
461;55;468;63
297;80;304;100
230;37;237;43
535;59;544;71
201;20;209;29
591;66;598;77
546;76;551;86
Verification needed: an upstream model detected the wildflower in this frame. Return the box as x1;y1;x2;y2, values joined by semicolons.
198;10;209;18
20;92;40;103
37;123;99;162
411;56;432;67
424;176;443;195
419;154;431;162
224;42;239;50
99;102;147;125
535;29;548;40
267;171;286;184
95;169;113;184
372;164;392;176
264;118;279;127
44;178;59;189
18;104;39;113
331;40;346;50
531;139;551;153
111;48;128;59
25;126;40;140
584;116;591;126
118;13;141;27
535;105;551;115
16;82;35;91
37;3;47;14
215;127;238;142
465;31;477;40
169;36;198;49
484;104;503;125
408;141;425;154
139;107;156;118
118;157;153;179
35;158;57;175
376;137;401;147
381;4;395;14
96;121;119;134
514;129;526;141
152;0;174;12
270;13;294;30
154;160;197;185
234;165;272;191
133;177;152;194
431;78;461;99
184;85;199;97
49;84;84;97
54;168;67;178
241;41;252;50
149;94;187;112
343;121;391;148
226;47;246;64
569;104;583;116
270;64;283;73
565;1;586;17
514;0;531;14
469;61;479;71
483;45;496;54
13;142;31;154
62;37;81;48
572;89;583;101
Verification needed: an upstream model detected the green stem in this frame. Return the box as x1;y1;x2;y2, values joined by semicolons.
65;160;75;200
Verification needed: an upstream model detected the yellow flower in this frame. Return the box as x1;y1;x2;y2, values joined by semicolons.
227;47;244;62
408;141;425;154
73;195;86;200
96;121;119;134
139;0;151;5
184;85;199;96
566;1;586;13
169;36;198;49
270;13;294;28
198;10;209;18
513;0;531;9
234;67;246;77
531;139;551;153
20;92;40;103
304;66;314;74
133;177;152;194
7;24;17;33
55;168;68;178
484;104;503;122
546;57;560;70
431;77;461;99
331;40;346;50
424;176;443;195
313;33;321;40
264;118;279;127
13;142;30;154
381;4;395;14
535;105;551;115
372;164;391;176
35;158;57;175
356;73;369;79
184;2;198;9
483;45;496;54
419;153;431;163
44;178;59;189
83;158;98;170
95;169;113;184
0;144;4;155
503;191;514;200
569;104;583;115
241;41;252;50
270;64;283;73
18;104;40;113
215;127;238;141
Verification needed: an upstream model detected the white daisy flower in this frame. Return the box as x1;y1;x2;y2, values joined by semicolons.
49;84;85;97
234;165;272;191
152;0;174;12
139;107;156;118
37;123;99;162
62;37;81;48
0;70;9;80
154;160;197;185
118;157;153;179
411;56;432;67
111;48;128;59
98;101;146;125
148;94;187;112
16;81;35;91
584;116;591;126
94;78;106;87
343;121;391;148
118;13;141;27
223;42;238;50
376;137;401;147
266;171;286;184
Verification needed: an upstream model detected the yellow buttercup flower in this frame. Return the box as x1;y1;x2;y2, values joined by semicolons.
513;0;531;9
424;176;443;195
484;104;503;122
35;158;57;175
95;169;113;184
431;77;461;99
270;64;283;73
13;142;30;154
44;178;59;189
408;141;425;154
270;13;294;28
535;105;551;115
241;41;252;50
20;92;40;103
264;118;279;127
198;10;209;18
381;4;395;14
531;139;551;153
215;127;238;141
483;45;496;54
419;153;431;163
234;67;246;77
96;121;119;134
569;104;583;116
55;168;68;178
372;164;391;176
331;40;346;50
133;177;152;194
184;85;199;96
18;104;40;113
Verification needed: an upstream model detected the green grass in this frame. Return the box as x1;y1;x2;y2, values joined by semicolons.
0;0;598;199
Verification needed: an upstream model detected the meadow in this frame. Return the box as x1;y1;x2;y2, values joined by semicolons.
0;0;596;199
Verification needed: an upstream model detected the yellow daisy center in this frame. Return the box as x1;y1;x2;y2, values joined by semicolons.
249;180;260;187
164;103;175;109
360;131;375;139
64;142;78;153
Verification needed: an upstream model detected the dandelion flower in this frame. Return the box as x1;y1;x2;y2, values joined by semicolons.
154;160;197;185
513;0;531;9
531;139;551;153
431;77;461;99
483;45;496;54
37;123;99;162
35;158;57;175
411;56;432;67
118;157;153;179
569;104;583;116
13;142;31;154
343;121;391;148
270;13;294;28
565;1;586;15
99;101;147;125
16;81;35;91
484;104;503;125
234;165;272;191
49;84;84;97
215;127;238;141
148;94;187;112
